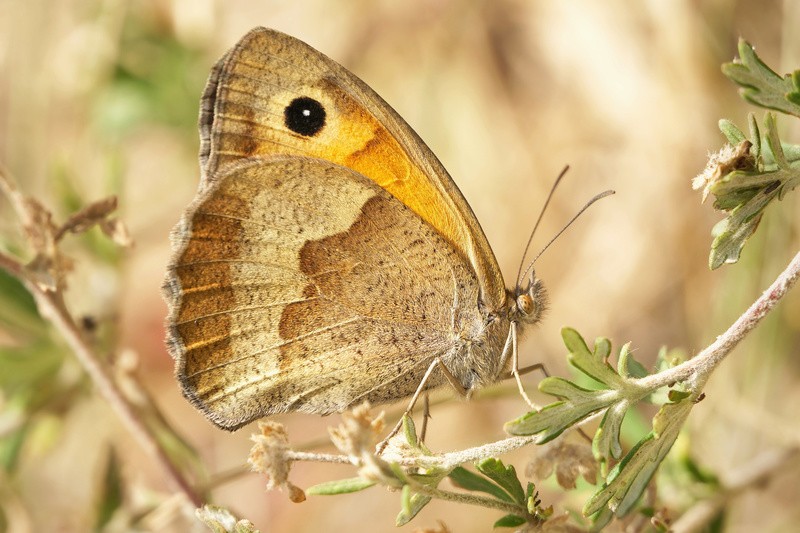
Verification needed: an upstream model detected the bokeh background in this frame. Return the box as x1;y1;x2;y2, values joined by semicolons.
1;0;799;531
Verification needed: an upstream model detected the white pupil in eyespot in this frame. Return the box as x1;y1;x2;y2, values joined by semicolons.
302;109;311;116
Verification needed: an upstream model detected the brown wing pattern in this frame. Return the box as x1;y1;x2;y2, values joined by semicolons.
200;27;507;310
165;157;484;429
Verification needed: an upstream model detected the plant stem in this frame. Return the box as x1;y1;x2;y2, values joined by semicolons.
0;251;25;278
5;252;203;506
41;285;203;506
405;475;530;519
0;166;203;507
671;447;800;533
414;436;542;470
635;250;800;391
286;451;356;464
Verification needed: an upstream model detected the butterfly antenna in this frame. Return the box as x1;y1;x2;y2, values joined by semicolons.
518;189;615;285
515;165;570;288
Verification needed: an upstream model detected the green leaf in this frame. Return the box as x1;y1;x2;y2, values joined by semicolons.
763;113;789;169
782;141;800;164
563;329;621;388
704;50;800;270
396;485;432;526
494;514;527;528
95;447;124;529
705;123;797;269
722;39;800;117
711;189;758;211
617;343;647;379
505;379;615;440
584;399;693;517
525;482;540;515
681;455;720;487
0;269;43;337
0;340;63;393
790;70;800;105
95;23;208;141
718;119;746;145
654;346;686;372
592;400;628;461
667;389;691;402
408;470;450;486
0;421;28;473
402;414;418;448
475;458;526;505
710;173;773;210
448;466;515;503
506;330;648;442
306;477;376;496
589;505;615;532
747;113;761;160
709;204;764;269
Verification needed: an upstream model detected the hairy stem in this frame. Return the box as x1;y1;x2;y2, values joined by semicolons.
415;436;542;470
286;451;356;464
635;250;800;391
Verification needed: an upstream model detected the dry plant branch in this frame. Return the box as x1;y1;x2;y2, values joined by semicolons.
636;249;800;391
671;447;800;533
0;165;202;507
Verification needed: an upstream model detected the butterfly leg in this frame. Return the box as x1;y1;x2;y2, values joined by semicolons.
377;357;466;454
516;362;549;378
504;322;544;410
419;393;431;443
510;357;594;444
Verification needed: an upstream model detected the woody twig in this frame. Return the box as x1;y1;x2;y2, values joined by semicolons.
0;164;202;507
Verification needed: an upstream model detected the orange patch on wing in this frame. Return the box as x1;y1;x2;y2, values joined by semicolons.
173;191;252;404
215;70;468;269
333;91;467;266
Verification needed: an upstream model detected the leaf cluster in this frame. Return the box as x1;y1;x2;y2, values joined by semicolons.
696;39;800;268
506;329;695;528
306;416;548;528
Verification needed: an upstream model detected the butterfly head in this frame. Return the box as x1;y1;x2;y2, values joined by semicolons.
510;271;547;326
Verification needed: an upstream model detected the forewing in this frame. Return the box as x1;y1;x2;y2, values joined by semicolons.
201;27;506;310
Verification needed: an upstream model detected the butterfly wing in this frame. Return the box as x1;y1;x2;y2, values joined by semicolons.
165;156;493;429
200;27;506;310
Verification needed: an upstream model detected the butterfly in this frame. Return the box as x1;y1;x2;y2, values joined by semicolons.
163;27;547;430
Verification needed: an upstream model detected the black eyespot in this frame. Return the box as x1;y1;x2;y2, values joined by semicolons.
284;97;326;137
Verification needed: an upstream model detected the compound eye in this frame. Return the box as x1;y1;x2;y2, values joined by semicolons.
516;293;535;315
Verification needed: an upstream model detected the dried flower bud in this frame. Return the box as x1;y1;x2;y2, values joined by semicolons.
248;421;305;502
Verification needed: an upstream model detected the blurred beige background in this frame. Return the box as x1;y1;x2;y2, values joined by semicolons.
1;0;799;531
